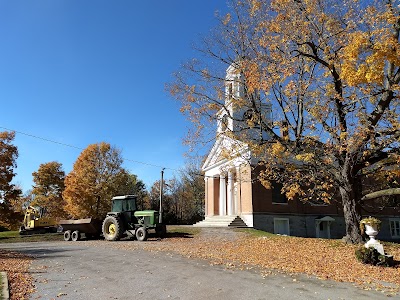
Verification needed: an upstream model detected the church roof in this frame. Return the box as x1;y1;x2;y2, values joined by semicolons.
202;135;250;173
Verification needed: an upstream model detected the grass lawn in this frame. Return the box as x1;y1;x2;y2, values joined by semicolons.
0;231;63;243
236;228;276;237
165;226;276;238
166;225;201;237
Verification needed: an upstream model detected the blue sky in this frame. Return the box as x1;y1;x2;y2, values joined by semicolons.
0;0;227;192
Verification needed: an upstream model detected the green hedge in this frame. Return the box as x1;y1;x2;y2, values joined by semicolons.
355;246;394;267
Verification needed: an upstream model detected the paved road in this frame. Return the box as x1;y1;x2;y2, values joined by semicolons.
0;241;392;300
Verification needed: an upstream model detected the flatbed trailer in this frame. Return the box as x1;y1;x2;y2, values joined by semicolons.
59;218;102;241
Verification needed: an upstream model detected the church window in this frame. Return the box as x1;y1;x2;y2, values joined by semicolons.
228;83;233;98
390;219;400;238
274;218;290;235
272;181;287;204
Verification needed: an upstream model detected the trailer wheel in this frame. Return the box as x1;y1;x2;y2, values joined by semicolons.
71;230;81;241
103;216;123;241
64;230;72;241
135;227;148;241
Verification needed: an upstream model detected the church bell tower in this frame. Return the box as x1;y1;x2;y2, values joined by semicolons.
217;62;272;142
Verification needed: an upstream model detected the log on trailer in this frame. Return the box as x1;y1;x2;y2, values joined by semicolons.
59;218;102;241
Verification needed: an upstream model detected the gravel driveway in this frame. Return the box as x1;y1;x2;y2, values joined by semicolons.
0;232;391;300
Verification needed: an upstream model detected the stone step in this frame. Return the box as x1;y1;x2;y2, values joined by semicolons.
193;215;248;228
228;216;248;228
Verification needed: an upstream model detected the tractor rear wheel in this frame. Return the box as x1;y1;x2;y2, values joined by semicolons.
64;230;72;241
135;227;148;241
103;216;123;241
71;230;80;241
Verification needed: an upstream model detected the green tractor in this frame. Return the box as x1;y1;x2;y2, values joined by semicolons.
102;195;166;241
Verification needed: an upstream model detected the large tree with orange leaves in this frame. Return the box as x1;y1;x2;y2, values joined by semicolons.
31;161;66;219
63;142;134;219
170;0;400;243
0;131;22;229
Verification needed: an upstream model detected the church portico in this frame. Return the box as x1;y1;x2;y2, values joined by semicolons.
199;159;252;228
203;159;250;216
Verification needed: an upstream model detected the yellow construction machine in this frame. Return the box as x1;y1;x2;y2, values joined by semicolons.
19;206;58;235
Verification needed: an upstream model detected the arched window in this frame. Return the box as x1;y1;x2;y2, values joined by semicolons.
228;83;233;98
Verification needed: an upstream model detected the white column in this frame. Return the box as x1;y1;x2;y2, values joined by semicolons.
235;166;240;214
219;174;227;216
227;170;234;215
204;177;208;217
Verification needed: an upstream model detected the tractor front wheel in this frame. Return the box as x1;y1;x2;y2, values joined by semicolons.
135;227;148;241
64;230;72;241
102;216;123;241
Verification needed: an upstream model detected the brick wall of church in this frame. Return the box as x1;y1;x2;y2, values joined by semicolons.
250;168;340;216
238;164;253;214
252;214;346;238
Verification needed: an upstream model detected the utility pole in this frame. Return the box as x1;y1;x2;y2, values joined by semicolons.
159;168;165;224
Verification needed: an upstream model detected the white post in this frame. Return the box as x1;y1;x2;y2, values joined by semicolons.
227;170;234;215
235;166;241;214
204;177;208;217
219;174;227;216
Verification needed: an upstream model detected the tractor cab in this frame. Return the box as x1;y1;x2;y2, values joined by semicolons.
110;195;137;223
111;195;137;211
102;195;165;242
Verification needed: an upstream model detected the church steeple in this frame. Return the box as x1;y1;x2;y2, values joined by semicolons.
225;62;244;104
217;62;244;134
217;61;272;141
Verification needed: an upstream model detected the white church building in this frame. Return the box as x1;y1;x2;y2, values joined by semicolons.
195;62;350;240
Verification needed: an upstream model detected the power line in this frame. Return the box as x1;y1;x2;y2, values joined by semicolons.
0;126;178;172
0;126;84;151
0;126;256;183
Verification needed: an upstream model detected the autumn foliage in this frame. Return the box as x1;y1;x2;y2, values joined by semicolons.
63;142;133;219
0;131;22;229
0;249;34;300
31;161;66;219
147;161;205;224
170;0;400;243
